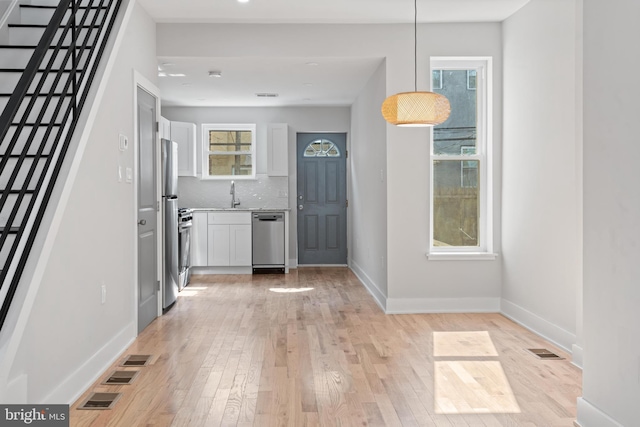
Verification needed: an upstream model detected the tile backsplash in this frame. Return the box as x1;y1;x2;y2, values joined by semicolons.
178;174;289;209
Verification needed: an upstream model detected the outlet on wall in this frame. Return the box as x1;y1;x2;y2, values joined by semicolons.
101;284;106;304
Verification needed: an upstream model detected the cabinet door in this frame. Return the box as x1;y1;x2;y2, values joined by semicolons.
267;123;288;176
229;224;252;266
160;116;171;140
208;225;230;266
170;121;197;177
190;212;208;266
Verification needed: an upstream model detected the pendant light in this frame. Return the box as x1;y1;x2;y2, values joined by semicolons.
381;0;451;127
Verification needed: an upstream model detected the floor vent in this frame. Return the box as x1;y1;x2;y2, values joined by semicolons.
120;354;151;367
102;370;140;385
77;392;121;410
527;348;564;360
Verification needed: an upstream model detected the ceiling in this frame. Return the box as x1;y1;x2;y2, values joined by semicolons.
140;0;530;107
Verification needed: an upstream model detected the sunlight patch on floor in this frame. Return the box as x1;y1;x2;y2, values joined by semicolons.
433;331;520;414
433;331;499;357
269;287;314;293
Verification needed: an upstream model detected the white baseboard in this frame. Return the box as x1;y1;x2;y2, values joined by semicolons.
571;344;583;369
576;398;623;427
500;298;576;353
42;322;136;405
288;258;297;269
349;259;386;312
386;297;500;314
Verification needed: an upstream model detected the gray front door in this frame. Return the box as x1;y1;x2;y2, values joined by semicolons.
137;87;158;333
297;133;347;265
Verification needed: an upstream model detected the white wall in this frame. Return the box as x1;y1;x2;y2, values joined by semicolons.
5;2;157;403
578;0;640;425
349;61;388;307
162;106;351;265
501;0;581;352
157;22;503;311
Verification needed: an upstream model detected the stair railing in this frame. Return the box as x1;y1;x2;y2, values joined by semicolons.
0;0;122;329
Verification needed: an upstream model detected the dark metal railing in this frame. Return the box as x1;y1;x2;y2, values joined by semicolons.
0;0;122;329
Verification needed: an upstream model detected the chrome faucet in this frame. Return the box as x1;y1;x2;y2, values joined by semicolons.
230;180;240;208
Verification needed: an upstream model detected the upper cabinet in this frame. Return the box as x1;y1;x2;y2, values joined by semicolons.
267;123;288;176
159;116;171;140
170;121;197;177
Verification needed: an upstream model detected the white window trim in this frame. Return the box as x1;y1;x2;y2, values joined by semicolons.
429;57;494;258
432;70;443;90
201;123;256;180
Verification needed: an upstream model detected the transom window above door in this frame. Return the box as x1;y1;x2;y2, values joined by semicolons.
201;124;256;179
303;139;341;157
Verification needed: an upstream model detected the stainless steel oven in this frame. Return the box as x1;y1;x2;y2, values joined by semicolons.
178;208;193;289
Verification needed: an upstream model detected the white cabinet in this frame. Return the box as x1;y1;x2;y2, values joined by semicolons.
267;123;288;176
206;212;252;267
160;116;171;140
170;121;197;177
190;212;208;266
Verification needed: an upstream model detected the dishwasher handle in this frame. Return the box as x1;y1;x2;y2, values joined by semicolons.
253;213;284;221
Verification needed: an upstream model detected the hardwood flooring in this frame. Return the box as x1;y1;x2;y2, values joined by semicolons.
70;268;582;426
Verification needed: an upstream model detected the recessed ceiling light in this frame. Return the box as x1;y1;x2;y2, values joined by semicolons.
238;0;249;3
161;62;175;66
168;73;186;77
306;62;319;66
158;72;167;77
256;93;278;98
208;71;222;78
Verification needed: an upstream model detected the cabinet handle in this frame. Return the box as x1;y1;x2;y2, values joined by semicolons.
138;219;147;226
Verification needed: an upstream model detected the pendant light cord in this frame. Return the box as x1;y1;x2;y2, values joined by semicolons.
414;0;418;92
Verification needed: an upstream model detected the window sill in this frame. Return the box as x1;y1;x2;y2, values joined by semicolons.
426;252;498;261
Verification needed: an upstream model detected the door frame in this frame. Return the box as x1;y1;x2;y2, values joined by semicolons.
294;131;350;267
133;71;163;327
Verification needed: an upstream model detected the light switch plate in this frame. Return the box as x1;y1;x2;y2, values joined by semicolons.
125;167;133;183
118;134;128;151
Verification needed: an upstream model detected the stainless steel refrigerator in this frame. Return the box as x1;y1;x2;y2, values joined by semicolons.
162;138;179;309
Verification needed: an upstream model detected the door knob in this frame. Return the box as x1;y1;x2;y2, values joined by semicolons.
298;204;304;210
138;219;147;226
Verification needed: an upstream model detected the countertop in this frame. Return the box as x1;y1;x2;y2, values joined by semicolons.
190;207;290;212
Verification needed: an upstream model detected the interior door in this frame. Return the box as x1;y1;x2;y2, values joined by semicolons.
296;133;347;265
137;87;158;333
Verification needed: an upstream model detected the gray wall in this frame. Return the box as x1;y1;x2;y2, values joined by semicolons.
501;0;581;352
349;60;388;304
579;0;640;425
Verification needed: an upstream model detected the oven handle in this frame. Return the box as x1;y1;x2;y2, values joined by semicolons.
179;222;193;229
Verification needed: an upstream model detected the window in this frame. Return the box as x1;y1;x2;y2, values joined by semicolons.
201;124;256;179
303;139;341;157
432;70;443;90
430;58;492;254
467;70;477;90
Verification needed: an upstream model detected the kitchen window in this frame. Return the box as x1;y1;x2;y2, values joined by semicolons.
429;58;493;257
201;124;256;179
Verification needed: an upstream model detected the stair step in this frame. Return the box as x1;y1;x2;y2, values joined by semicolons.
0;69;87;93
0;45;92;72
20;5;108;26
1;94;74;124
0;155;51;158
8;25;98;45
0;227;20;234
1;126;58;157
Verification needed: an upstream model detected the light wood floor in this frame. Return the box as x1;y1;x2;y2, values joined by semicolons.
70;268;582;426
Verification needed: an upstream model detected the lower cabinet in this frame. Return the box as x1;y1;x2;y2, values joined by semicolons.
192;211;252;267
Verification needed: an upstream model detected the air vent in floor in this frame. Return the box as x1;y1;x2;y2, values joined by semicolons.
77;392;121;410
527;348;564;360
102;370;140;385
120;354;151;367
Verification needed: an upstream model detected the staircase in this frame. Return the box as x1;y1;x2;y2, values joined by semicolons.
0;0;121;329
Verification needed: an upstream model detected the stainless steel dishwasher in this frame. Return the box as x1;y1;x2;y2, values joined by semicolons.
252;212;285;273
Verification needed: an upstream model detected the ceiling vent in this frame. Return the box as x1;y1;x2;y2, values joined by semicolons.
256;93;278;98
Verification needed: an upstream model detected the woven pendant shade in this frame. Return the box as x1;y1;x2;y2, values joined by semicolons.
381;91;451;127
